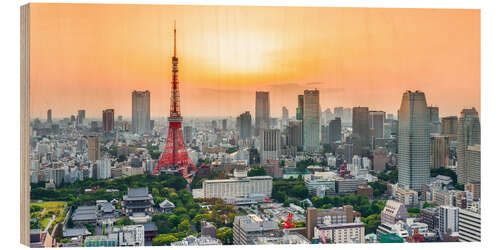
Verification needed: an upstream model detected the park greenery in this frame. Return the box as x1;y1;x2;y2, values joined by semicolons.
247;166;267;177
368;181;388;197
31;174;188;206
377;169;398;183
30;201;67;231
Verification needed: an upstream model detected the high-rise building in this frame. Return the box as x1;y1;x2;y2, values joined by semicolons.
428;106;441;134
303;90;320;152
333;107;344;119
49;168;65;187
369;111;385;147
132;90;151;134
321;125;329;145
260;129;281;164
457;108;480;185
324;108;333;123
183;126;193;144
441;116;458;136
328;117;342;144
352;107;370;155
47;109;52;124
438;206;459;234
286;120;302;148
282;106;289;128
373;147;388;173
398;91;430;191
102;109;114;134
465;145;480;184
428;106;439;122
88;135;100;162
343;107;353;124
222;119;227;131
77;109;86;125
458;208;481;242
237;111;252;141
255;91;270;133
296;95;304;120
96;159;111;180
431;136;450;169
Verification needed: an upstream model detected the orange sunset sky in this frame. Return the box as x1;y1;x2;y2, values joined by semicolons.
29;3;480;119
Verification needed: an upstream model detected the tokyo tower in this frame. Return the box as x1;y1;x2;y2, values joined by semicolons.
153;22;197;180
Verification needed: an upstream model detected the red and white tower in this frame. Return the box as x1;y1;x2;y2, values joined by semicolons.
153;22;197;180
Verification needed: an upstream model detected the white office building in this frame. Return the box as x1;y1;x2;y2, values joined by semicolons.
438;206;459;234
96;159;112;180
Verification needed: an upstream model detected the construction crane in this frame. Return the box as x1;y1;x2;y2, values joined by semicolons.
264;198;296;229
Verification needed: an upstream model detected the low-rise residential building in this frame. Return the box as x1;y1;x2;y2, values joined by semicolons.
313;222;365;244
306;206;356;240
357;184;374;199
393;185;419;207
381;200;409;225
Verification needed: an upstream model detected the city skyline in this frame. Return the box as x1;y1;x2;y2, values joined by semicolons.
29;4;480;119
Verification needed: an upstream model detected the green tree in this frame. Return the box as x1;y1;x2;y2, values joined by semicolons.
116;217;135;226
153;234;179;246
177;219;191;233
247;167;267;177
216;228;233;244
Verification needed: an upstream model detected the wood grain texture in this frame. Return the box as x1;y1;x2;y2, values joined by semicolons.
20;3;30;246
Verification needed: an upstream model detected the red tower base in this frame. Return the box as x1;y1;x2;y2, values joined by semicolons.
153;121;197;181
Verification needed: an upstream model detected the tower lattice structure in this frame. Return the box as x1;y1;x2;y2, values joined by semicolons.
153;23;197;180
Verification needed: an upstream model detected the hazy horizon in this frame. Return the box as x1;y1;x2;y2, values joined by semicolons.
29;4;480;119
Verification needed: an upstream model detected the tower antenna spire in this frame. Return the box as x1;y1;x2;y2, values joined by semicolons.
174;20;176;57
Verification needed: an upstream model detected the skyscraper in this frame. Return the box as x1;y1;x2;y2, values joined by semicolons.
465;145;481;184
222;119;227;131
132;90;151;134
328;117;342;144
398;91;431;191
303;90;320;152
286;120;303;148
282;106;289;128
77;109;86;125
369;111;385;146
260;129;281;164
352;107;370;155
296;95;304;120
333;107;343;119
237;111;252;141
102;109;114;134
441;116;458;136
457;108;480;184
431;136;450;169
183;126;193;144
47;109;52;124
88;135;100;162
255;91;270;134
428;106;441;134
